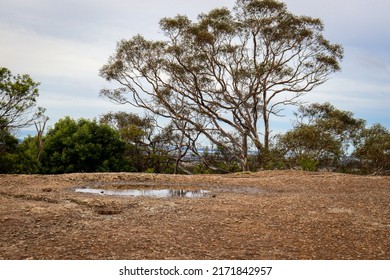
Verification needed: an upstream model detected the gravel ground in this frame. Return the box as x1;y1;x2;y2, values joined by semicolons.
0;170;389;259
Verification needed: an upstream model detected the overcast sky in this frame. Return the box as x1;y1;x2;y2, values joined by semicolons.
1;0;389;137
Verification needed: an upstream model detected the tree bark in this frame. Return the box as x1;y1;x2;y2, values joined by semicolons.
242;133;249;171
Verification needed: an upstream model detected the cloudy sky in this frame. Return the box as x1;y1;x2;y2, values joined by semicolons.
1;0;389;137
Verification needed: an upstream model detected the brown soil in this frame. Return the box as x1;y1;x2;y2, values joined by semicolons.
0;171;389;260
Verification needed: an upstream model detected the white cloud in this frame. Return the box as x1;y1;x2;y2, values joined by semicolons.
0;23;105;80
285;0;390;52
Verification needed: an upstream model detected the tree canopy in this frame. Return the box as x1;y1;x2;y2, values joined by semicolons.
0;67;44;133
278;103;365;171
0;67;45;173
353;124;390;175
100;0;343;171
40;117;131;173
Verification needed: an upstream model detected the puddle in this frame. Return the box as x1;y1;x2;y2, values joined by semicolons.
74;188;209;198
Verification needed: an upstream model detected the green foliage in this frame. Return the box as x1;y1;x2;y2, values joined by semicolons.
190;163;212;175
296;102;365;146
0;67;44;132
278;103;365;171
298;156;319;172
0;67;45;173
13;136;41;174
256;146;286;170
145;168;155;174
353;124;390;175
0;128;19;173
278;124;340;170
0;130;42;174
100;112;176;173
41;117;131;174
200;145;242;173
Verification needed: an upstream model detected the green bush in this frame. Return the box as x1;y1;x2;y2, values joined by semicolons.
41;117;132;173
298;156;319;171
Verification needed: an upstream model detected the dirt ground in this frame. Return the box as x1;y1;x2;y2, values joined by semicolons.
0;170;389;260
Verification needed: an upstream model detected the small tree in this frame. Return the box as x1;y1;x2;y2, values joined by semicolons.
353;124;390;175
100;0;343;171
295;103;365;154
278;103;365;171
0;67;44;132
278;124;342;170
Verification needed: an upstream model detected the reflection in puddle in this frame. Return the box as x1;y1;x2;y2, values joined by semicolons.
74;188;209;198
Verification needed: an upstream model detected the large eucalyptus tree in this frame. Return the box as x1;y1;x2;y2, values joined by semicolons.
100;0;343;171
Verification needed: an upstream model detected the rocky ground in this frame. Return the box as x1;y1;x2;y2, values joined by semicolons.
0;171;389;259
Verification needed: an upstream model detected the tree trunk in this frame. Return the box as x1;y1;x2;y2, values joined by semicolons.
262;91;270;155
34;116;48;162
264;118;269;153
242;133;249;172
262;94;271;168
